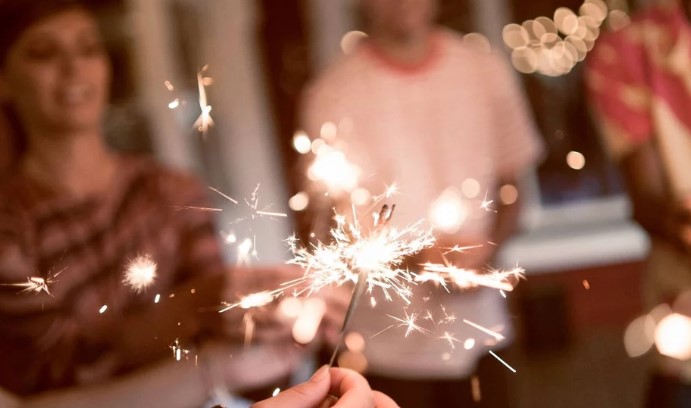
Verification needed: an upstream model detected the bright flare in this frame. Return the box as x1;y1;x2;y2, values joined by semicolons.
124;254;157;293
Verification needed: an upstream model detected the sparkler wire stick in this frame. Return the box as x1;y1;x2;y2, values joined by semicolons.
329;204;394;366
328;267;369;366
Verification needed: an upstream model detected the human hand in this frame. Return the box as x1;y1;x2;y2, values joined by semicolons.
251;366;399;408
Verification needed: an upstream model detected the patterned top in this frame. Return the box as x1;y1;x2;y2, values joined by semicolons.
586;1;691;164
0;155;227;395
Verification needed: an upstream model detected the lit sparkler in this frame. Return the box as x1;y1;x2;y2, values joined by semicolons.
418;263;524;292
388;310;432;338
0;267;64;296
440;331;462;349
123;254;157;293
463;318;506;342
193;65;214;136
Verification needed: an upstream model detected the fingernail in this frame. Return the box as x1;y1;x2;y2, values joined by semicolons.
311;365;329;381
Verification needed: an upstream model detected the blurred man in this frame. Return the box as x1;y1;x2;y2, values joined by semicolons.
586;1;691;406
300;0;543;406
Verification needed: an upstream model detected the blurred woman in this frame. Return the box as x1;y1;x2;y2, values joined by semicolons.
0;0;300;404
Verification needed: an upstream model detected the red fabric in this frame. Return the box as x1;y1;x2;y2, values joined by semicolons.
0;154;227;395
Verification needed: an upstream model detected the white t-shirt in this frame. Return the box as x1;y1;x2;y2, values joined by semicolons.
301;29;543;378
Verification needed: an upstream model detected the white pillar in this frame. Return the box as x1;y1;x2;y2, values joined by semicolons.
126;0;197;171
306;0;356;70
197;0;293;263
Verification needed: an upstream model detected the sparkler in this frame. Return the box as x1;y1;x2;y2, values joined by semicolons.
418;263;524;292
123;254;157;293
193;65;214;136
0;267;64;296
387;310;432;338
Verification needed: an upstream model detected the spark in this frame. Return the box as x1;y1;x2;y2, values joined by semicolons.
123;254;157;293
287;205;435;303
172;205;222;212
480;192;496;212
373;182;399;201
170;338;189;362
193;66;214;136
387;311;432;338
419;263;523;292
99;305;108;314
219;290;276;312
154;294;161;303
443;244;484;255
440;331;462;349
488;350;516;373
462;319;506;341
0;267;64;296
464;338;476;350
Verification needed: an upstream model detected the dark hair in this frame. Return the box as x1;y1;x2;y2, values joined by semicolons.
0;0;94;161
0;0;93;67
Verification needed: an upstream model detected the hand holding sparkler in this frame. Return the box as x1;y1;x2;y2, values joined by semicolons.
251;366;400;408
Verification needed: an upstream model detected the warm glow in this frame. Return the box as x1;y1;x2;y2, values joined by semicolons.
504;0;619;76
337;350;368;373
288;192;310;212
239;291;275;309
340;31;368;55
292;298;326;344
464;338;476;350
351;188;371;206
307;146;360;195
655;313;691;360
624;314;656;358
292;131;312;154
124;254;157;293
566;151;586;170
345;331;366;353
463;33;491;53
499;184;519;205
320;122;338;141
461;178;481;199
429;188;467;234
277;297;303;319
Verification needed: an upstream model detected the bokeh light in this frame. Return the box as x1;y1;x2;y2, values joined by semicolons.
655;313;691;361
292;130;312;154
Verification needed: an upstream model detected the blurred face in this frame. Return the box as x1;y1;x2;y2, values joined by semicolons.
0;8;110;135
363;0;437;39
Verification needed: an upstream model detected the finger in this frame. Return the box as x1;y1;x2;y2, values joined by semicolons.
373;391;400;408
328;367;375;408
251;365;330;408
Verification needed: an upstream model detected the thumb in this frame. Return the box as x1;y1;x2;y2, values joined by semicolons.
251;365;330;408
